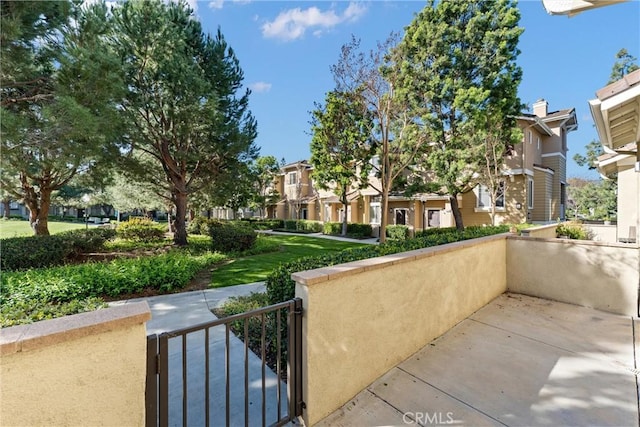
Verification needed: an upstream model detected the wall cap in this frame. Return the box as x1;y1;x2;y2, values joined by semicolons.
0;301;151;356
292;233;510;286
507;234;638;249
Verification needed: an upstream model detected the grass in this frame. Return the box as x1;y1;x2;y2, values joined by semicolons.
0;219;86;239
210;234;367;288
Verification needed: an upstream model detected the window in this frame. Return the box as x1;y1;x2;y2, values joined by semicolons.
394;209;408;225
528;131;532;144
287;172;297;185
477;183;504;208
426;209;441;228
527;178;534;209
9;202;19;209
369;202;381;224
301;208;308;220
324;204;331;222
537;136;540;150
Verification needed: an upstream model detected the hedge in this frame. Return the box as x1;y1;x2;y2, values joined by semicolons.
281;220;323;233
117;217;166;242
386;224;409;240
0;251;225;327
0;228;117;272
209;221;257;253
323;222;373;238
266;225;509;305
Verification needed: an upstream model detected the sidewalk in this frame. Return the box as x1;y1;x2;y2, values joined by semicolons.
258;229;379;245
109;282;266;335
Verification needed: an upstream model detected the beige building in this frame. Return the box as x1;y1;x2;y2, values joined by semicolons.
268;101;577;233
593;69;640;244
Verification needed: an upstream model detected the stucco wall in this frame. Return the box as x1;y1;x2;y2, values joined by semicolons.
293;235;508;425
506;237;639;316
520;223;557;239
617;163;639;243
584;224;618;243
0;302;150;426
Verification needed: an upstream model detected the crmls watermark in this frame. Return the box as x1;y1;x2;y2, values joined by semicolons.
403;411;456;425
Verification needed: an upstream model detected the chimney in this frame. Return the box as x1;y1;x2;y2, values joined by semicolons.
533;99;548;118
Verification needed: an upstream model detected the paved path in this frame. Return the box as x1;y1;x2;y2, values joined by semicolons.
110;282;266;334
319;293;639;427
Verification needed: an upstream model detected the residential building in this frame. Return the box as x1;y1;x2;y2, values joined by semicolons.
268;101;577;233
592;68;640;244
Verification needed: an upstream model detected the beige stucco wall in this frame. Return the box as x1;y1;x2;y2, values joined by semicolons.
506;237;639;316
616;161;639;243
520;223;557;239
0;302;150;426
584;224;618;243
293;235;508;425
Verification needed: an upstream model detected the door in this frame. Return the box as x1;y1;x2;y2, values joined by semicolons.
426;209;440;228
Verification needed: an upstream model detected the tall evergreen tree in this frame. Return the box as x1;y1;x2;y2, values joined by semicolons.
113;0;257;245
310;90;374;236
395;0;523;230
249;156;281;218
1;1;124;235
608;48;639;84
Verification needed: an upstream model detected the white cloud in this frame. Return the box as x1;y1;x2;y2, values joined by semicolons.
249;82;272;93
261;2;367;41
233;0;252;4
209;0;224;10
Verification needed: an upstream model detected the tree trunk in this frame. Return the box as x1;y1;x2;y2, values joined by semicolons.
174;190;188;246
341;198;348;237
25;187;52;236
450;195;464;231
379;188;389;243
2;198;10;219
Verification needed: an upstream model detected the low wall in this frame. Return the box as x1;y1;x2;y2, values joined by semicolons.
520;223;557;238
507;237;639;316
292;234;508;426
584;224;618;243
0;302;151;426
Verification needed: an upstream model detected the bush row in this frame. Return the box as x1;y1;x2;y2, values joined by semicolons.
281;219;323;233
240;218;285;230
323;222;373;238
1;228;117;271
266;225;510;305
116;217;166;242
209;221;257;253
0;251;225;327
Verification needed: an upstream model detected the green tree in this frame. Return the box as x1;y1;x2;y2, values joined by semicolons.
1;1;124;235
332;35;427;242
249;156;281;218
310;90;374;236
567;178;616;220
113;0;257;245
395;0;523;230
573;139;604;170
608;48;639;84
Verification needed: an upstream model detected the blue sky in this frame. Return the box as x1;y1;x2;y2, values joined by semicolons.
189;0;639;179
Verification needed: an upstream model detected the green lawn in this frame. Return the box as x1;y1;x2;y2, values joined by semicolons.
210;234;367;288
0;220;87;238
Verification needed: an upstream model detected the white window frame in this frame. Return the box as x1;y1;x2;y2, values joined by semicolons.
394;208;409;226
426;209;441;228
369;202;381;225
537;136;540;150
287;172;297;186
527;178;534;209
474;183;505;212
324;204;331;222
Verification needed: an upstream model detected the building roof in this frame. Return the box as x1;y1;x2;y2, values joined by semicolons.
517;114;554;136
542;108;578;132
542;0;629;17
590;68;640;154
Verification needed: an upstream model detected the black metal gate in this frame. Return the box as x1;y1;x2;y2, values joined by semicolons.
146;298;303;427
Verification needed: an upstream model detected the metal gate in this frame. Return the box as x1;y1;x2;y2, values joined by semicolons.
146;298;303;426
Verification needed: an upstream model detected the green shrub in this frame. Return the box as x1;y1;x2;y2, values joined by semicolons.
187;216;209;235
280;219;322;232
415;227;458;238
323;222;373;238
0;251;225;326
266;225;509;305
209;221;257;253
248;219;284;230
556;222;590;240
0;228;117;271
117;217;166;242
283;219;297;230
386;224;409;240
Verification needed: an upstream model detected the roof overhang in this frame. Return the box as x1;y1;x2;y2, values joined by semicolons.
542;0;629;16
589;69;640;154
517;116;554;136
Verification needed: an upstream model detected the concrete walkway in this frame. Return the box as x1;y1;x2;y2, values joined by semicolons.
319;293;639;427
110;282;266;334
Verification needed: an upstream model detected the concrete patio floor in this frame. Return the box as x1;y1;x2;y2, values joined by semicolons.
319;293;639;427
